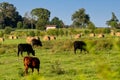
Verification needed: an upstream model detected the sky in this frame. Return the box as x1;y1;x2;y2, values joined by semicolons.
0;0;120;27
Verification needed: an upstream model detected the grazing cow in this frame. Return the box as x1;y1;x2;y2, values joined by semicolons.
24;56;40;75
18;43;35;57
31;39;42;46
73;41;88;54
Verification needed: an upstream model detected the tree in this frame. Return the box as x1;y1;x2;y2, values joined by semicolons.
17;21;23;29
71;8;90;28
50;17;64;28
106;12;119;29
0;2;22;28
87;21;96;30
31;8;50;30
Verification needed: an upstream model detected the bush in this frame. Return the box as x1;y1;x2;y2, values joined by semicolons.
27;31;35;37
0;48;6;55
0;31;4;37
50;60;65;75
4;26;13;34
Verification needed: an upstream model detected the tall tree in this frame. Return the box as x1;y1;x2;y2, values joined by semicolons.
106;12;119;29
0;2;22;28
22;12;35;29
71;8;90;28
31;8;50;30
87;21;96;30
50;17;64;28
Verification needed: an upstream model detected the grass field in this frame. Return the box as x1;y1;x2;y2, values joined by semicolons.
0;37;120;80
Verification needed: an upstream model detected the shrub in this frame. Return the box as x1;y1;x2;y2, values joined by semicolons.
27;31;35;37
18;68;24;77
4;26;13;34
25;73;45;80
0;48;6;55
0;31;4;37
50;60;65;75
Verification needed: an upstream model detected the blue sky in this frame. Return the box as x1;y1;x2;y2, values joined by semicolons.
0;0;120;27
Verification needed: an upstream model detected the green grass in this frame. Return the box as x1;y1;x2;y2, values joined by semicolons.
0;38;120;80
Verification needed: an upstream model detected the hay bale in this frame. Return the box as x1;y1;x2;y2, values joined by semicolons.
9;35;18;39
0;38;4;42
50;36;56;40
13;36;18;39
26;37;31;44
9;36;14;39
74;34;81;39
26;36;40;44
115;32;120;36
89;33;95;37
43;35;50;41
111;32;115;36
98;34;104;38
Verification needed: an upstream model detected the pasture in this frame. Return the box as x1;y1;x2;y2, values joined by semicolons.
0;34;120;80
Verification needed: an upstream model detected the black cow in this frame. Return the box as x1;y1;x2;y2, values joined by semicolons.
17;43;35;57
73;41;88;54
24;56;40;75
31;39;42;47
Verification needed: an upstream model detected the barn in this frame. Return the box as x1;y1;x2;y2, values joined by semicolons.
46;25;57;30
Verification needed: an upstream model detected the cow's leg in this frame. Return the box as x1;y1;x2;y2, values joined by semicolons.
21;51;23;57
80;49;82;53
83;48;87;54
18;50;20;57
37;68;39;74
32;68;34;73
25;66;28;75
74;48;76;54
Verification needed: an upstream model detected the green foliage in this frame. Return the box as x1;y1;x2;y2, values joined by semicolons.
31;8;50;30
46;29;65;36
50;17;64;28
4;26;13;34
0;48;6;55
106;12;119;29
94;39;113;51
0;2;22;28
27;31;35;36
94;28;110;34
72;8;90;28
87;21;96;30
0;31;4;37
24;73;45;80
50;60;65;75
96;59;119;80
17;21;23;29
0;28;120;80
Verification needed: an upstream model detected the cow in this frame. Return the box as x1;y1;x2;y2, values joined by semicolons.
17;43;35;57
31;39;42;47
73;41;88;54
24;56;40;75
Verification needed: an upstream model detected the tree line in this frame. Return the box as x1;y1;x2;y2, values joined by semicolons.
0;2;120;30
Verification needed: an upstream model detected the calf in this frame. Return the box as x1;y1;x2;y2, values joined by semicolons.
73;41;88;54
24;56;40;75
31;39;42;47
17;43;35;57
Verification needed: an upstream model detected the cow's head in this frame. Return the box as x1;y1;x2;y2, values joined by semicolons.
32;50;35;56
39;41;42;46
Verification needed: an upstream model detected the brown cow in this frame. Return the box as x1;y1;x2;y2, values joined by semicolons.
23;56;40;75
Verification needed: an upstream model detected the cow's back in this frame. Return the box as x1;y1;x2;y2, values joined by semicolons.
74;41;86;47
31;57;40;68
18;43;33;51
31;39;42;46
24;56;40;75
